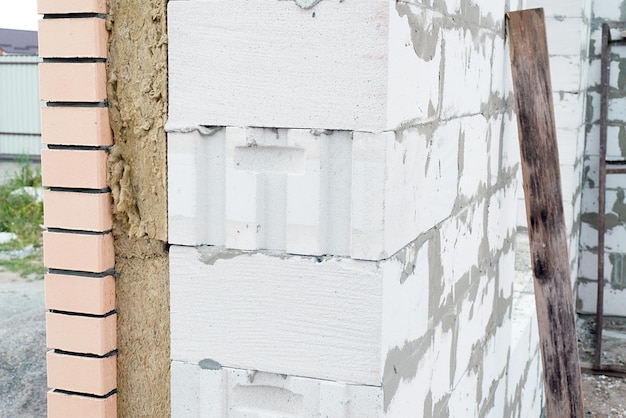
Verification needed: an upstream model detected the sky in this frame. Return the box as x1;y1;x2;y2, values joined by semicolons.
0;1;39;31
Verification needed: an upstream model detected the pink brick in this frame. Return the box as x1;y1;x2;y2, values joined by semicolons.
47;351;116;396
41;149;108;189
44;190;112;231
41;107;112;146
47;312;116;356
39;63;107;102
48;390;117;418
45;273;115;315
43;231;114;273
38;0;107;14
39;18;107;58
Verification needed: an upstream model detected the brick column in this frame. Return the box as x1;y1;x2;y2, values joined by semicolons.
38;1;117;417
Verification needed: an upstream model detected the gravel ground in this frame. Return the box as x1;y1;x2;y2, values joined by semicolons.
0;267;46;418
582;373;626;417
579;314;626;417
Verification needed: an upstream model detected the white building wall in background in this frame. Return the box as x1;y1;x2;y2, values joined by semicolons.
577;0;626;316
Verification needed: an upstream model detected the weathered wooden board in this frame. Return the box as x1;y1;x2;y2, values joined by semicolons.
507;8;583;418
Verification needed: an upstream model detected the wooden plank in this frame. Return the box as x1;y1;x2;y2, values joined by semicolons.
580;362;626;378
595;22;610;371
506;8;583;418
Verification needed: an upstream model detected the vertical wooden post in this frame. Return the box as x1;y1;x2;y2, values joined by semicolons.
595;22;610;371
507;8;583;418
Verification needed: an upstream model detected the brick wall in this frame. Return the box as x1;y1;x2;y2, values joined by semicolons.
38;0;117;417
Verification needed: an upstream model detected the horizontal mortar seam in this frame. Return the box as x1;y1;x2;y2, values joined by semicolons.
177;106;512;135
49;309;116;319
46;228;112;236
52;388;117;399
48;187;111;194
45;101;108;108
47;268;117;278
43;13;107;19
42;58;107;64
46;145;111;151
171;359;383;389
54;349;117;359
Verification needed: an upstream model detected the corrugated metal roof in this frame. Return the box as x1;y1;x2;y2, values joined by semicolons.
0;55;41;156
0;28;38;55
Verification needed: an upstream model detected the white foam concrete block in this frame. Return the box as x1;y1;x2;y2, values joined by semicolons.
557;127;581;166
488;115;504;187
167;0;434;131
583;124;602;157
490;32;508;101
592;0;621;20
604;125;625;160
168;128;352;255
546;17;584;57
168;126;459;260
577;248;597;282
589;88;603;126
171;362;383;418
168;128;225;246
553;92;585;131
550;55;582;93
526;0;585;18
578;278;626;316
170;245;384;385
518;352;543;418
440;27;494;120
458;116;488;197
608;97;626;125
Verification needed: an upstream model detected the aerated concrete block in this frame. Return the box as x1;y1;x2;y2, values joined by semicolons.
167;0;439;131
440;27;495;120
526;0;585;17
168;125;459;260
171;362;383;418
170;245;384;385
545;17;584;57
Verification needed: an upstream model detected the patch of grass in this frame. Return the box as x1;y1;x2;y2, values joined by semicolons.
0;251;46;281
0;157;44;278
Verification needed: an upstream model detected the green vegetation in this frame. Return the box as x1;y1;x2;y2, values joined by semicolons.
0;158;44;279
0;251;45;279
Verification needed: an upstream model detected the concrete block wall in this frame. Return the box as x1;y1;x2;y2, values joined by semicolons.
168;0;544;416
38;0;117;416
578;0;626;315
